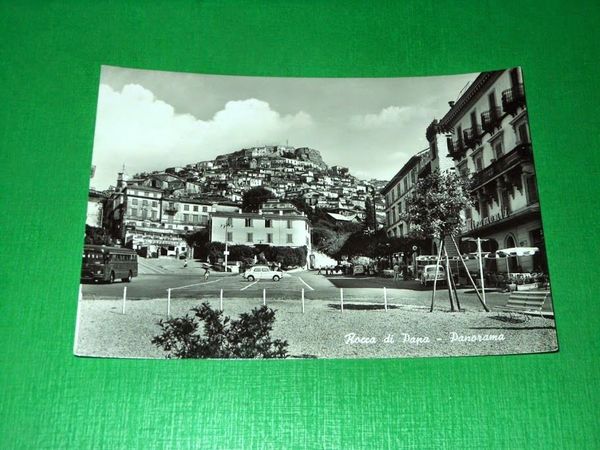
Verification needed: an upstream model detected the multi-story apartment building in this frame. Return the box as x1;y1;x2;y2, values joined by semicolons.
210;210;312;266
434;68;544;271
380;148;430;238
104;174;239;257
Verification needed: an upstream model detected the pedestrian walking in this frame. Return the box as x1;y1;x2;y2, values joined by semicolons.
204;267;210;281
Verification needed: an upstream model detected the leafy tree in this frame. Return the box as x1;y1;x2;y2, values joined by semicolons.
364;196;376;231
242;187;275;212
84;225;114;245
400;170;487;312
152;302;288;358
400;170;473;240
183;229;210;258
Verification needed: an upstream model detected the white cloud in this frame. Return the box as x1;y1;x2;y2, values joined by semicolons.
350;105;430;130
91;84;313;189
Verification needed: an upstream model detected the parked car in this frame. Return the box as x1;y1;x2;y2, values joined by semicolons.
420;265;446;286
242;265;285;282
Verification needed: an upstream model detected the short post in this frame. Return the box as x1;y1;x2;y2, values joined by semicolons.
122;286;127;315
263;288;266;306
383;287;387;311
220;289;223;311
301;288;305;313
167;288;171;318
340;288;344;313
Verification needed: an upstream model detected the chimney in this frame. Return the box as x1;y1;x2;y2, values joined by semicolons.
448;101;455;108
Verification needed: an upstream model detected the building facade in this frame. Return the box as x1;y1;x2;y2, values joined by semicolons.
380;149;430;238
210;210;312;265
435;68;545;272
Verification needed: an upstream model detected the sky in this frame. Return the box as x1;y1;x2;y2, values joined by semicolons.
90;65;477;190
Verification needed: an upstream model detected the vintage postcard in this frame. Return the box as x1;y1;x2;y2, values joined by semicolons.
75;66;558;359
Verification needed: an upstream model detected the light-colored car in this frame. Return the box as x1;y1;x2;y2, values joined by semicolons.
242;265;285;282
420;265;446;286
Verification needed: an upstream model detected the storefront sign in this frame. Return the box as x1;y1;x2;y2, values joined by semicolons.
466;208;510;232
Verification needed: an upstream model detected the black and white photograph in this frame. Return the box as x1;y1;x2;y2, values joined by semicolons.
75;66;558;359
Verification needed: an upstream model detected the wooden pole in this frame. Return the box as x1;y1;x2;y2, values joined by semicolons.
383;287;388;311
301;288;305;313
450;235;487;311
167;288;171;318
443;245;455;312
122;286;127;315
263;288;266;306
477;238;487;306
448;264;461;311
220;289;223;311
340;288;344;313
431;238;444;312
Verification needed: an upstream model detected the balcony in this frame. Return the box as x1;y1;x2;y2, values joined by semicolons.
470;143;533;190
480;107;502;134
449;137;467;160
501;84;526;115
164;205;178;215
463;125;482;150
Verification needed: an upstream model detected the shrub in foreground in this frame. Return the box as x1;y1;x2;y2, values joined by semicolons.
151;302;288;359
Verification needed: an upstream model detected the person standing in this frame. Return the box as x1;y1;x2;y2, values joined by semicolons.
393;262;400;281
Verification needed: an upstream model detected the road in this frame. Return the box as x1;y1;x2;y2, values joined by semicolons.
81;270;553;313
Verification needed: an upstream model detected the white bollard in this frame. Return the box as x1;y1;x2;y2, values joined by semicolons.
220;289;223;311
340;288;344;313
122;286;127;315
167;288;171;318
301;288;305;313
384;287;387;311
263;288;266;306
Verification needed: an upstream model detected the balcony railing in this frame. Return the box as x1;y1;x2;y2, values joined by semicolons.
501;84;526;115
470;143;533;189
449;137;467;159
463;125;482;149
481;107;502;134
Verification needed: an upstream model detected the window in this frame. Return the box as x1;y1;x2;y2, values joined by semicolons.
202;206;208;212
151;210;158;220
525;175;539;205
226;231;233;242
286;234;293;244
131;198;138;205
492;137;504;159
226;217;232;226
193;205;198;212
386;211;391;226
404;178;408;192
184;204;189;211
267;233;273;243
131;208;137;217
245;218;252;227
391;206;396;224
286;220;292;229
192;215;199;223
183;214;190;222
398;224;404;237
142;199;148;206
265;219;272;228
465;207;472;220
152;201;158;207
474;154;484;172
480;198;489;218
247;233;253;243
516;121;530;144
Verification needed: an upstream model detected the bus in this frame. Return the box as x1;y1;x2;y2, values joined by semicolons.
81;245;138;283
